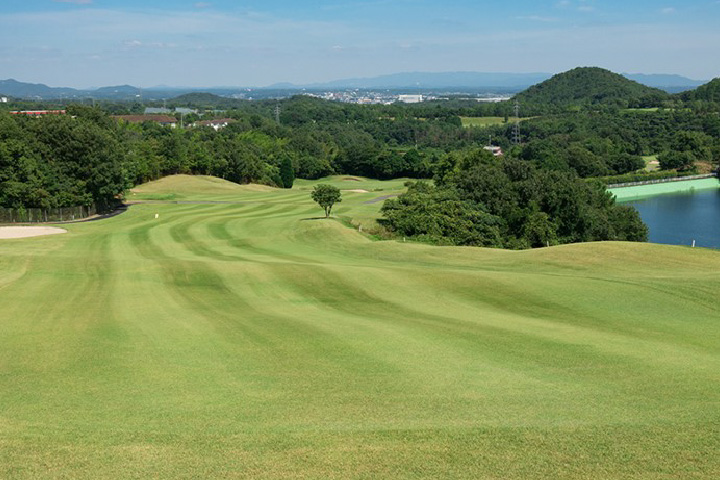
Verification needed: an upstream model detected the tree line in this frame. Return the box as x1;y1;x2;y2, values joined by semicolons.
381;149;648;248
1;96;717;245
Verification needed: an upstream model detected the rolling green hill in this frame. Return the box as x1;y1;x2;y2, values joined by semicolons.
515;67;670;108
1;175;719;479
168;92;231;107
682;77;720;103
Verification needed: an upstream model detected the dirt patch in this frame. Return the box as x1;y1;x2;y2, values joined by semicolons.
0;226;67;239
343;177;362;182
344;189;370;193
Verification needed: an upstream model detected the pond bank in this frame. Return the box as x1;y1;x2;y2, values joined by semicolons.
609;178;720;202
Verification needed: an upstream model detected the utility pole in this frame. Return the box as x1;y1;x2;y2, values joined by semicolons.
274;103;281;124
512;101;521;145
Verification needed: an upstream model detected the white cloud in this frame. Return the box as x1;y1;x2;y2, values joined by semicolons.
661;7;676;14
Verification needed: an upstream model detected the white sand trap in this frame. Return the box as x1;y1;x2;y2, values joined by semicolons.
344;189;370;193
0;226;68;239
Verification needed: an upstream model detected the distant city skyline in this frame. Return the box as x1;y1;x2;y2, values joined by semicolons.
1;0;719;88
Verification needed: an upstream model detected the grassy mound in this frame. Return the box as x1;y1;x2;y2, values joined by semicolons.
1;175;718;478
129;174;276;200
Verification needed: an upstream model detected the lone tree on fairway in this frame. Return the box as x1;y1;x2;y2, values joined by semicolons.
311;184;342;218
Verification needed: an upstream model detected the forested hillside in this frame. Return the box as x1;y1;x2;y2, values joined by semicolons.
683;78;720;104
514;67;670;108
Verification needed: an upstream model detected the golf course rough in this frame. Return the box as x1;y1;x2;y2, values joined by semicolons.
1;175;719;479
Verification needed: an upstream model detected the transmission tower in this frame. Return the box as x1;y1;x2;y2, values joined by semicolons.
274;103;281;124
512;101;521;145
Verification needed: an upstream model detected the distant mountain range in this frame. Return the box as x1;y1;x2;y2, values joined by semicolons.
0;71;709;100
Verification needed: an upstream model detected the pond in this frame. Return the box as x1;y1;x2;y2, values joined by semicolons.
620;186;720;249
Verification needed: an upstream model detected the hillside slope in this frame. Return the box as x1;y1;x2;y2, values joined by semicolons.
515;67;669;107
682;77;720;103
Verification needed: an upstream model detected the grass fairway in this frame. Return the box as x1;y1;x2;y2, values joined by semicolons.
1;175;719;479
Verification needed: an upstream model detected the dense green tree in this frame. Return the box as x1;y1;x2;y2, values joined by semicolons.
279;156;295;189
382;149;647;248
658;151;696;171
311;184;342;218
381;181;503;247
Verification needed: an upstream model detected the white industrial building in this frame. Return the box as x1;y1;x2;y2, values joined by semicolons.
398;94;423;104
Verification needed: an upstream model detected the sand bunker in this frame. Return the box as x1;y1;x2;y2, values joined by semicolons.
0;226;68;239
344;189;370;193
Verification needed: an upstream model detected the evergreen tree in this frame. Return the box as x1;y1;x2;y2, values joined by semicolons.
280;156;295;189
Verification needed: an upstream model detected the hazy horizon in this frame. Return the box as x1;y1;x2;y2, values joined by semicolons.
0;69;712;92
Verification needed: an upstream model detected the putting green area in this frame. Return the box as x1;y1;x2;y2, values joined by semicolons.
1;175;719;478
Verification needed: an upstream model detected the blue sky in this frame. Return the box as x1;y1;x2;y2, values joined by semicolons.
1;0;719;88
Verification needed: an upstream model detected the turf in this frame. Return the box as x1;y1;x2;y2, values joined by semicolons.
460;116;526;128
1;175;719;479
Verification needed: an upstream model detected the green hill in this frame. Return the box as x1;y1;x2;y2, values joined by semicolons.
514;67;669;108
168;91;232;107
682;77;720;103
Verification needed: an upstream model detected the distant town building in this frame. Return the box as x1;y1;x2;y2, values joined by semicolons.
194;118;235;131
174;108;198;115
0;96;8;103
111;115;177;128
476;97;510;103
398;94;423;104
